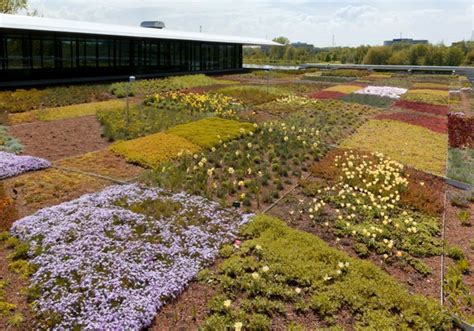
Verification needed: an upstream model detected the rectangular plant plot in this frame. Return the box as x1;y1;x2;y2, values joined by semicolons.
323;84;364;94
401;92;448;106
392;100;449;116
340;119;447;175
110;132;201;168
354;86;408;99
3;168;113;218
166;118;256;148
197;215;452;330
376;111;447;134
340;93;394;108
447;148;474;185
11;184;252;330
55;149;145;181
407;89;449;98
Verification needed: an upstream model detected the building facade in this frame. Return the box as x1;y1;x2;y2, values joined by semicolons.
0;14;278;86
383;38;429;46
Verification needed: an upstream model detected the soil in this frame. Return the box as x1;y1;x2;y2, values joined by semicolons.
0;246;35;331
8;116;110;161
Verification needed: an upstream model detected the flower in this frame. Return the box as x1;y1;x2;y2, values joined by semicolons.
251;272;260;279
255;245;262;250
224;300;232;308
262;266;269;272
283;136;289;142
228;167;235;175
295;287;302;294
234;322;243;331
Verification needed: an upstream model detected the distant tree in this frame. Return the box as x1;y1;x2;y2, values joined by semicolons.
0;0;27;14
388;50;409;65
465;50;474;65
362;47;391;65
445;47;465;66
272;36;290;46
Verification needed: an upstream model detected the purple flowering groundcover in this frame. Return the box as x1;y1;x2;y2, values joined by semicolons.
11;184;252;330
0;151;51;179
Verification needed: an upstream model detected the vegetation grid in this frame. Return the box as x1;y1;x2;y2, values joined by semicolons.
0;70;473;330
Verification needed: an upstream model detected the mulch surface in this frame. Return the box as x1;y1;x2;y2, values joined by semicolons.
376;111;448;134
307;90;345;100
8;116;109;161
393;100;449;116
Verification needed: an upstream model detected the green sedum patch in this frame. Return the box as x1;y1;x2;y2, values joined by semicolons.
166;118;255;148
199;215;452;330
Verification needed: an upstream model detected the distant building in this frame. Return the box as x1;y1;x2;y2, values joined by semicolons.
383;38;429;46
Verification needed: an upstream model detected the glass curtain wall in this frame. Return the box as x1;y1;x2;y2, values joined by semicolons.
0;30;243;81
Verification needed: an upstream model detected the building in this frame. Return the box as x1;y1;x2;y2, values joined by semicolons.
0;14;279;87
383;38;429;46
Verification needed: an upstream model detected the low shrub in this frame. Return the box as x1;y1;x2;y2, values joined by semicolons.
303;75;356;83
376;111;447;134
200;215;453;330
447;148;474;185
110;132;200;168
323;85;363;94
166;118;255;148
447;112;474;149
393;100;449;116
0;126;23;154
0;84;112;113
341;94;394;108
341;119;447;175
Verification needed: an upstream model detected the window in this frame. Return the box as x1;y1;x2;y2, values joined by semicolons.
6;36;25;69
98;39;111;67
60;38;77;68
85;38;97;67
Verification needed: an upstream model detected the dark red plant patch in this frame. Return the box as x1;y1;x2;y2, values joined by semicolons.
448;112;474;148
307;91;345;100
376;111;447;134
393;100;449;116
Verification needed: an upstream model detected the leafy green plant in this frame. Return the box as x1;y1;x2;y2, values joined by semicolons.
0;126;23;154
200;215;453;329
458;210;472;226
340;93;394;108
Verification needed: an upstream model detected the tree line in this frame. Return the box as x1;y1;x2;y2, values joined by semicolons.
244;36;474;66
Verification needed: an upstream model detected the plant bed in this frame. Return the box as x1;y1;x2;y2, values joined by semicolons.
393;100;449;116
109;74;235;97
0;85;112;113
0;126;23;154
307;90;345;100
166;118;255;149
448;112;474;149
214;85;289;106
110;132;201;168
323;85;364;94
341;119;447;175
443;189;474;324
354;86;408;99
55;150;145;181
413;83;449;90
97;104;211;141
8;116;110;161
0;183;17;231
8;99;128;125
2;168;114;219
408;89;450;97
402;92;449;106
376;111;448;134
161;215;452;330
340;93;394;108
10;184;252;330
447;148;474;185
0;152;50;180
151;120;324;212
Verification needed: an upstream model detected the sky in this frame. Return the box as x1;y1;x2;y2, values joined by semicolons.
24;0;474;47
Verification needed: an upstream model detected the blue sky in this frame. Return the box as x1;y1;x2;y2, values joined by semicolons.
27;0;473;47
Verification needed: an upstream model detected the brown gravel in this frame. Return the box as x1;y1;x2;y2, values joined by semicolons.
8;116;109;161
